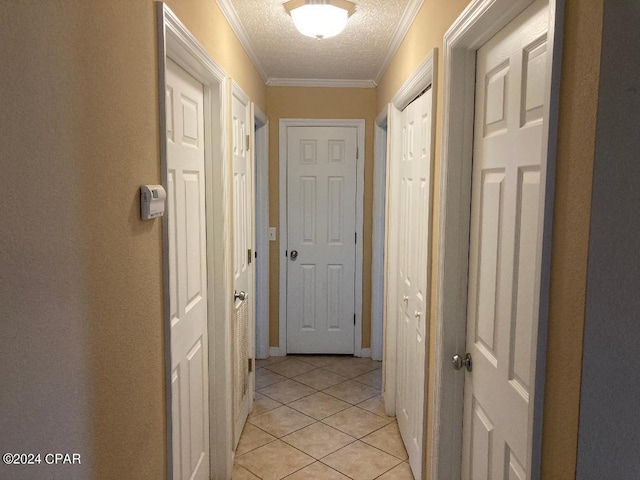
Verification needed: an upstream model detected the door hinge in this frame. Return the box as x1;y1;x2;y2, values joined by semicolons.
248;358;253;373
354;314;356;325
356;146;359;158
355;232;357;244
246;134;250;151
247;248;252;265
254;250;257;259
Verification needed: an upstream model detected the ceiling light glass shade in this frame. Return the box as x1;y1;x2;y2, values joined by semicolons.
285;1;355;39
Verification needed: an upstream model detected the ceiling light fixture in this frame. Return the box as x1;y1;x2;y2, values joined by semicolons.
284;0;356;39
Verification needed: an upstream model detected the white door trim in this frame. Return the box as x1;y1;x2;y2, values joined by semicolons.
279;118;365;356
431;0;564;478
157;4;233;479
381;50;436;417
391;51;437;111
382;103;401;415
252;103;269;360
371;110;388;361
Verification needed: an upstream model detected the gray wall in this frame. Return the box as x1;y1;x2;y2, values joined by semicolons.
577;1;640;478
0;5;93;480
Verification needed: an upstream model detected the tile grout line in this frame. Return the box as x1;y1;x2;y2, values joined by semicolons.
317;414;394;442
246;413;315;440
256;389;318;403
316;458;358;480
286;399;352;421
315;441;404;480
236;421;280;456
359;432;409;461
278;427;358;475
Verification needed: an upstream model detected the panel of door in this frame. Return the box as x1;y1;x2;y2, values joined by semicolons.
396;88;432;479
461;1;549;478
286;126;358;354
166;58;209;480
231;85;254;448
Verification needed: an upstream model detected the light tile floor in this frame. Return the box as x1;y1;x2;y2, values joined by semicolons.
233;355;415;480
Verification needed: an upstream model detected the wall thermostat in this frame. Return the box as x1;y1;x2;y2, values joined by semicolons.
140;185;167;220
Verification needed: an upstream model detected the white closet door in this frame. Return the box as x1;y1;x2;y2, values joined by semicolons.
396;88;433;479
166;58;209;480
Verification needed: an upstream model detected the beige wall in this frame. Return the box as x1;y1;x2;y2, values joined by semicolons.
164;0;266;108
266;87;377;349
541;0;602;476
0;1;264;479
377;0;603;477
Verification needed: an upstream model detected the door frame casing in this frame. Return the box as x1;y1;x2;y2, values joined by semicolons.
157;4;233;478
278;119;365;356
252;104;269;360
431;0;564;478
371;111;388;361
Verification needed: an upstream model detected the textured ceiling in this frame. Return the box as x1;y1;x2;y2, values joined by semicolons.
223;0;417;85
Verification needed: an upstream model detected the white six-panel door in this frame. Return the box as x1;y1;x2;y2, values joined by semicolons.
396;89;432;479
166;58;209;480
461;1;549;478
286;126;358;354
231;85;254;448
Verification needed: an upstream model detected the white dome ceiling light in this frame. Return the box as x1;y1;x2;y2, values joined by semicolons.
283;0;356;39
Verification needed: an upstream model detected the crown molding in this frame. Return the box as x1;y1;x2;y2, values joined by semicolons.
374;0;424;84
216;0;269;82
266;77;377;88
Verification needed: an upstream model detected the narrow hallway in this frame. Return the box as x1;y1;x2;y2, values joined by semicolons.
233;356;414;479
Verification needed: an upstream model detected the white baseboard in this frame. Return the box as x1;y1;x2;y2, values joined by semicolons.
269;347;285;357
371;349;383;361
357;348;371;358
268;347;372;358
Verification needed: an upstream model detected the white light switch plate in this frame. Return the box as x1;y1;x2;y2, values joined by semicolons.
269;227;276;241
